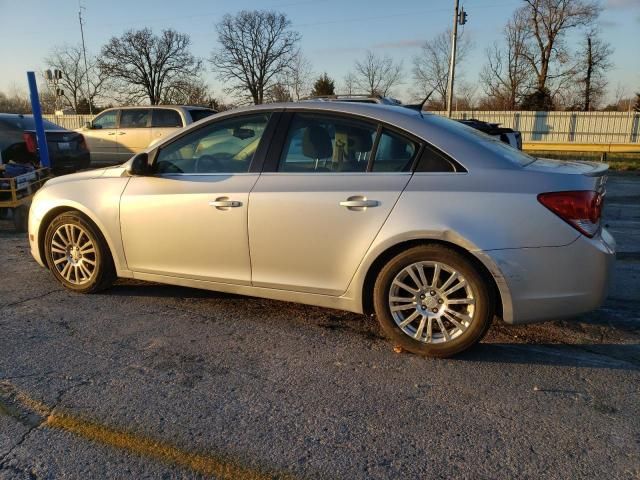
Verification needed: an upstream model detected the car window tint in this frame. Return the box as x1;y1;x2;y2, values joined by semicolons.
155;113;270;174
189;109;216;122
279;113;376;173
152;109;183;128
93;111;117;129
415;143;457;172
372;129;417;172
119;109;149;129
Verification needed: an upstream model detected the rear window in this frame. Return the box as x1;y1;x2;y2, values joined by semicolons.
0;116;64;131
188;109;216;122
422;114;535;167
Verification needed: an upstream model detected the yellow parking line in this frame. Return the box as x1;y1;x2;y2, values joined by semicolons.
1;382;292;480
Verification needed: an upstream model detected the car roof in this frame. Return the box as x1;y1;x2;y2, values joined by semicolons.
102;105;213;112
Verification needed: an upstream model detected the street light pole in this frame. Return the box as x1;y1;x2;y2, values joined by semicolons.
78;3;93;116
446;0;459;118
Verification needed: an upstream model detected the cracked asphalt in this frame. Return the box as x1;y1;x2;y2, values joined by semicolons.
0;173;639;479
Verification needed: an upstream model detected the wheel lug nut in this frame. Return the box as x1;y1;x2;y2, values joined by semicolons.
437;299;444;304
420;294;425;299
421;306;426;310
430;290;436;296
432;308;438;313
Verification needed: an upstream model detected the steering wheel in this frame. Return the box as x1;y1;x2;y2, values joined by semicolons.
193;154;225;173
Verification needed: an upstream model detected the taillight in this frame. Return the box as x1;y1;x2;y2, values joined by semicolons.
77;133;88;151
537;191;603;238
23;132;37;153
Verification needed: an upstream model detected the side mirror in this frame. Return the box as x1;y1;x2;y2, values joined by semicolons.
84;121;93;129
128;152;150;176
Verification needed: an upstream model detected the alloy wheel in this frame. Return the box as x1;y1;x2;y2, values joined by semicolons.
50;223;97;285
388;261;475;344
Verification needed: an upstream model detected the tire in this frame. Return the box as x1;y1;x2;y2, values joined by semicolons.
373;245;494;358
12;205;28;233
44;211;116;293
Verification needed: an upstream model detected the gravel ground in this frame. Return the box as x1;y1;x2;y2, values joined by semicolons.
0;174;638;479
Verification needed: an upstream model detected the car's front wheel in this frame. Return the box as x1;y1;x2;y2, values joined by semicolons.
44;211;115;293
373;245;494;358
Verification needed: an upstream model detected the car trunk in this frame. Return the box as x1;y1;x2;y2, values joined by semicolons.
524;157;608;192
25;129;87;155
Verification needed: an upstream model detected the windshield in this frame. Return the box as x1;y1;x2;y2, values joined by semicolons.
422;113;535;167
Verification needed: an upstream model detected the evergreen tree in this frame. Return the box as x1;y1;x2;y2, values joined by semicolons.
310;73;335;96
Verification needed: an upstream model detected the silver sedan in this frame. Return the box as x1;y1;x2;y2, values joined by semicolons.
28;102;616;357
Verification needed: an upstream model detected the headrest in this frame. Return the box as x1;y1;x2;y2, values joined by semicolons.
347;127;373;152
302;126;333;159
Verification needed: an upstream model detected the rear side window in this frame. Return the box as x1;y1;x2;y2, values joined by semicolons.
152;109;183;128
189;109;216;122
120;109;149;128
372;129;417;172
415;143;458;173
93;111;118;129
279;113;376;173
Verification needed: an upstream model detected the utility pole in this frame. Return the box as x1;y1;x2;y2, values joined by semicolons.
446;0;467;117
78;2;93;115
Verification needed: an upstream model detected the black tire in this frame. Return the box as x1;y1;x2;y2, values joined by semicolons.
12;205;28;233
44;211;116;293
373;245;494;358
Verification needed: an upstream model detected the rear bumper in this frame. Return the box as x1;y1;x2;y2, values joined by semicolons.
49;151;90;172
486;228;615;325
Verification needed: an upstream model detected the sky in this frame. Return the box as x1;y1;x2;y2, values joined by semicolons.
0;0;639;104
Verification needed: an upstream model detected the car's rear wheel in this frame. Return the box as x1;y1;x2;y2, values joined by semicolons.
44;211;115;293
373;245;494;358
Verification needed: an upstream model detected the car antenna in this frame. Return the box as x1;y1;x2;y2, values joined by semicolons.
404;88;436;117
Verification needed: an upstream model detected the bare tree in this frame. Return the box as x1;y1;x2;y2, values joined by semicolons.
279;51;313;100
98;28;202;105
342;72;357;95
161;77;218;107
210;10;301;105
0;86;31;114
44;45;108;112
480;10;533;109
265;82;292;103
519;0;601;99
412;30;471;107
351;51;402;96
575;29;612;110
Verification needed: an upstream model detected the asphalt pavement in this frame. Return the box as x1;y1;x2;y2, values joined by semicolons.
0;173;638;479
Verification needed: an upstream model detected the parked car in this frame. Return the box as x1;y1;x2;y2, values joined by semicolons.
457;118;522;150
79;105;217;165
28;102;615;357
0;113;90;174
305;95;523;149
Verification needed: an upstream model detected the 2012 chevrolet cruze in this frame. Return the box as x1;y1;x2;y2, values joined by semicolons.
28;102;616;357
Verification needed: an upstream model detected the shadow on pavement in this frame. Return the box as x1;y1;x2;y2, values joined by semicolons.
462;343;640;370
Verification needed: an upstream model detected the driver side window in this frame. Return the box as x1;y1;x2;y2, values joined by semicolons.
155;114;271;174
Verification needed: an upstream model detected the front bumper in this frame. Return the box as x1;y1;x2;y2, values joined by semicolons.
487;228;616;324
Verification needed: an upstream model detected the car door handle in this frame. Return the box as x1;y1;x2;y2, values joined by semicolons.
107;132;116;136
209;199;242;208
117;132;126;135
340;198;379;209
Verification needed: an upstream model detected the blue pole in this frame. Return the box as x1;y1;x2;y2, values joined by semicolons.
26;71;50;168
